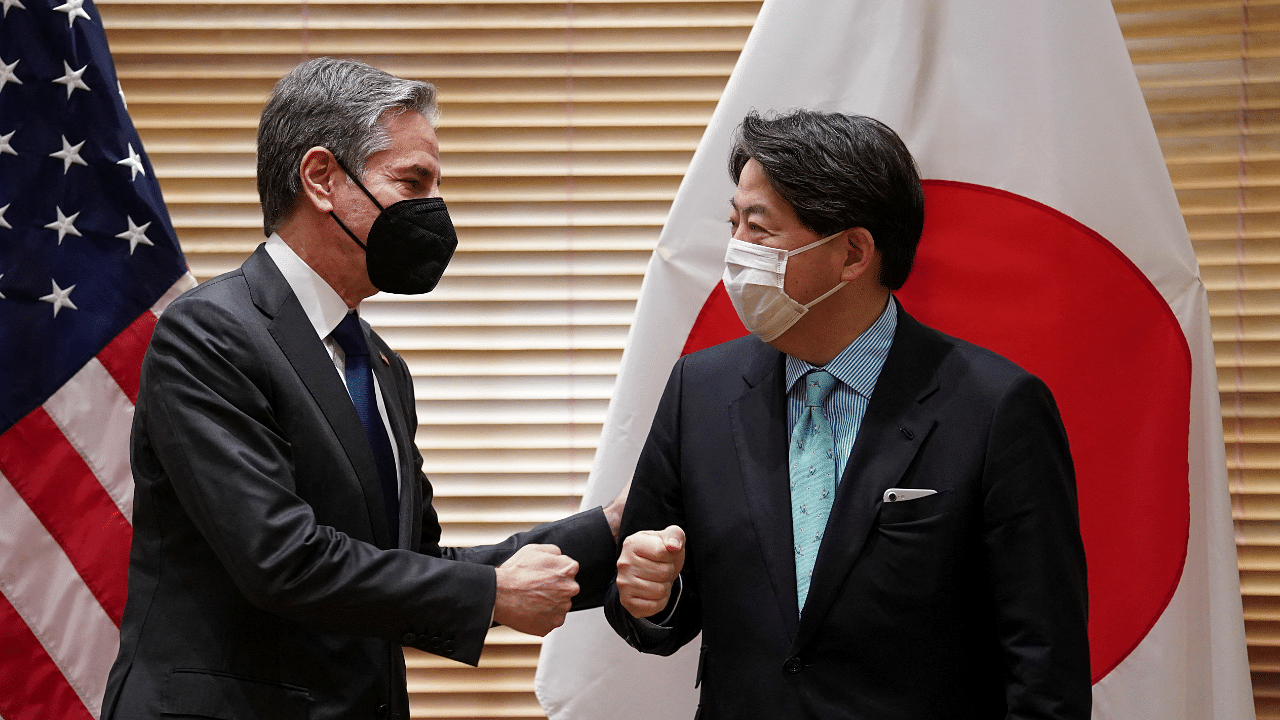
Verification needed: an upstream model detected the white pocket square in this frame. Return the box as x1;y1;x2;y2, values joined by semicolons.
883;488;937;503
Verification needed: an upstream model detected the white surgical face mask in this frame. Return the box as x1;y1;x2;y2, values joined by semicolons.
722;231;849;342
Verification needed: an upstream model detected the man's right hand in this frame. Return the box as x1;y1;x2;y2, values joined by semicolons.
493;544;580;636
616;525;685;619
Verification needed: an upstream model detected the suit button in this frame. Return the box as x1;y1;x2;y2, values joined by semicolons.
783;657;803;674
442;640;456;655
402;633;417;645
376;703;390;720
428;636;443;651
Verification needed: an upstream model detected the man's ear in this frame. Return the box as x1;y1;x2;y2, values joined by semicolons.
298;147;342;214
839;227;878;283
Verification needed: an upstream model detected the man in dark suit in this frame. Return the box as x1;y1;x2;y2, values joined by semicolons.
606;110;1091;719
102;58;621;720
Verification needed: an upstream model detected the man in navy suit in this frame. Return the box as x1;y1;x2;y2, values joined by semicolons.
606;110;1091;719
103;58;622;720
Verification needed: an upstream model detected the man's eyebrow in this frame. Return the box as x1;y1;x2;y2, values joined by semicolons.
729;199;768;218
406;164;436;179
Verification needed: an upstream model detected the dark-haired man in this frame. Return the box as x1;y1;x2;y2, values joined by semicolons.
102;58;622;720
605;110;1091;719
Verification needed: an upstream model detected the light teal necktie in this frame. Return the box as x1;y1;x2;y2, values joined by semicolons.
790;369;837;612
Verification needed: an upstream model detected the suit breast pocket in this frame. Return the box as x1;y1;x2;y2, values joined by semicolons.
160;668;310;719
877;487;958;525
861;488;970;609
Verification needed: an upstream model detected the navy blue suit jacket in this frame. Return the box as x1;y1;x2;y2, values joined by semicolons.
606;304;1090;719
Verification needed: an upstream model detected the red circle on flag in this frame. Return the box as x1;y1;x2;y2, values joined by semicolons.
683;180;1191;683
899;180;1190;682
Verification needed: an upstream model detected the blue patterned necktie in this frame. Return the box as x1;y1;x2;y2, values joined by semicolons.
331;312;400;539
790;369;838;612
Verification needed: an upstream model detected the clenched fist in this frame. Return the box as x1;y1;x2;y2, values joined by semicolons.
493;544;580;636
616;525;685;619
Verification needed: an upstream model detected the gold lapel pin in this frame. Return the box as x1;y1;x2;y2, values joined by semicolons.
380;352;390;366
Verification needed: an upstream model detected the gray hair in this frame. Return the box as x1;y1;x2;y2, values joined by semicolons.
256;57;439;236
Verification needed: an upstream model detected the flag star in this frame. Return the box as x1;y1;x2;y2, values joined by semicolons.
117;143;144;180
53;0;90;27
53;61;90;99
0;58;21;93
0;274;5;300
50;135;87;173
40;278;77;317
117;80;127;109
0;130;14;156
2;0;25;17
0;204;9;229
44;206;81;244
116;216;153;254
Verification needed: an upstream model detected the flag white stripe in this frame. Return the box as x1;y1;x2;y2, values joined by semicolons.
43;357;135;525
151;272;195;318
0;471;118;720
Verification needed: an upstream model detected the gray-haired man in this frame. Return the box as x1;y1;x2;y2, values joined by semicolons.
102;58;622;720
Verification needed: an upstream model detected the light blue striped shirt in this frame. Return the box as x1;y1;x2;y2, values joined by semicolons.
785;296;898;483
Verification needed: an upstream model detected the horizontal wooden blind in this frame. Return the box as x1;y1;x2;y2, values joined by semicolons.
1115;0;1279;716
97;1;762;718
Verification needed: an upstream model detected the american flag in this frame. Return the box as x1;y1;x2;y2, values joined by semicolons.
0;1;193;717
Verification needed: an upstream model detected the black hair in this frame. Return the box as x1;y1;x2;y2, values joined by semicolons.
728;109;925;290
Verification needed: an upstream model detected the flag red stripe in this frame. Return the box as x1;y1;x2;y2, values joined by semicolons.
0;412;131;626
0;593;95;720
97;310;157;404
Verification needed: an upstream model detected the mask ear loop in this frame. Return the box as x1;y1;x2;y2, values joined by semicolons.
802;280;849;310
327;151;385;251
785;230;846;258
331;154;387;211
785;230;851;309
329;210;368;251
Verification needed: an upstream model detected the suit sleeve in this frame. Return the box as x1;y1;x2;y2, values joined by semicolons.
982;374;1091;720
144;297;497;665
604;357;703;656
438;512;617;610
378;335;619;611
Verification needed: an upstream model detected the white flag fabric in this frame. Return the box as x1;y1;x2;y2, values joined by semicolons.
535;1;1254;718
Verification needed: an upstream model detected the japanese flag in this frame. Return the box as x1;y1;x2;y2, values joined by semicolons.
536;1;1254;718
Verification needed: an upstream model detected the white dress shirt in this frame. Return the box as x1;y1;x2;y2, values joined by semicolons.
264;233;401;497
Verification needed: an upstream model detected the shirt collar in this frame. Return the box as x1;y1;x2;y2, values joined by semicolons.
785;295;898;399
264;233;354;340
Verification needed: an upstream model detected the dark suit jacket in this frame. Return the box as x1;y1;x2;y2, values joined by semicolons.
606;304;1090;720
102;246;615;720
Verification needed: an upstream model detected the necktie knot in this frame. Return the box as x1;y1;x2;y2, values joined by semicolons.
331;312;369;358
805;370;836;408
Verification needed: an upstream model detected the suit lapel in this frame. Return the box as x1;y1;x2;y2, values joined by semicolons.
793;307;944;650
243;247;396;549
728;340;801;641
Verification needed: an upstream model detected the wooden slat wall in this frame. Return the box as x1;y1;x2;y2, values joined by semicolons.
1115;1;1279;716
97;0;1278;716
